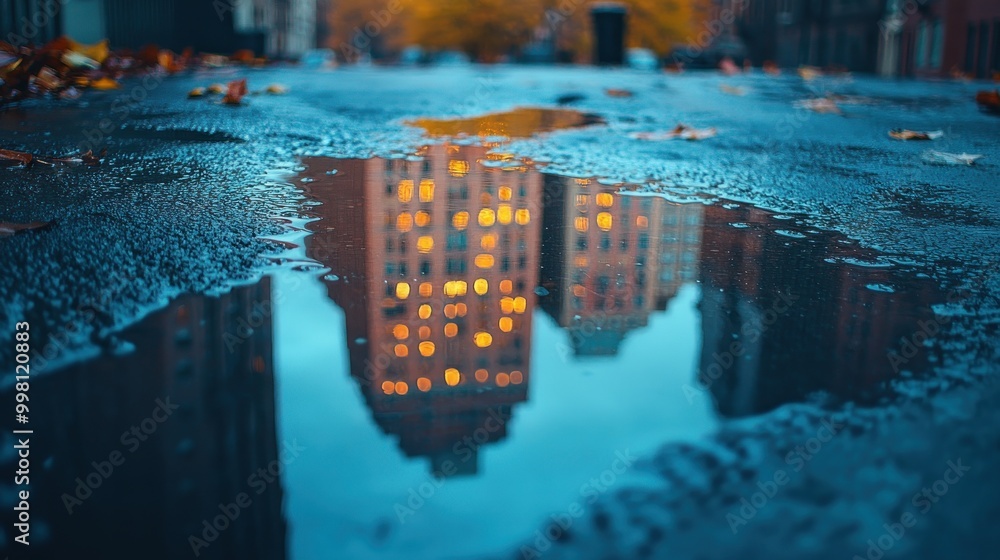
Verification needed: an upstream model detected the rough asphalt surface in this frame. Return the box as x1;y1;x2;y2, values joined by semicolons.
1;66;998;559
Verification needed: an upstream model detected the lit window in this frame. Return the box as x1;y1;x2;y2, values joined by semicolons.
452;211;470;230
497;204;512;224
455;303;467;317
474;278;489;295
574;256;588;267
419;282;433;297
478;208;496;227
475;254;495;268
576;194;589;207
397;213;412;232
499;186;512;201
500;297;514;314
419;179;435;202
515;209;530;225
499;317;513;332
475;368;489;382
496;372;510;387
417;377;431;392
444;368;461;386
394;344;408;357
393;324;409;340
396;283;410;299
418;304;431;319
394;381;409;395
444;304;457;318
499;279;513;294
418;325;431;339
444;322;458;337
596;193;613;208
381;381;395;394
398;180;413;202
575;217;589;232
513;296;527;314
474;332;493;347
417;236;433;253
449;160;469;177
419;341;435;357
510;371;523;384
415;211;431;227
636;215;648;228
480;233;497;250
456;281;468;296
597;212;613;231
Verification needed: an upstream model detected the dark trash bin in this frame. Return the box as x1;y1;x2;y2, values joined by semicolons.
591;3;627;66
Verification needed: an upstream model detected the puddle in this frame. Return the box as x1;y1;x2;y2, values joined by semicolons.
405;107;603;139
16;141;953;560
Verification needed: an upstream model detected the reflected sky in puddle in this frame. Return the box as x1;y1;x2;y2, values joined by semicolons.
19;133;948;559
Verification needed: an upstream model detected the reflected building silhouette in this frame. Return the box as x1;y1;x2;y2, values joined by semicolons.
538;175;703;356
698;204;941;417
15;279;285;560
302;143;540;475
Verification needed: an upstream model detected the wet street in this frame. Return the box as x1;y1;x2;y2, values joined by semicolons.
2;66;999;560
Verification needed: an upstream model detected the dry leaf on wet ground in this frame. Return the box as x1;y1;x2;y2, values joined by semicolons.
0;221;55;236
889;129;944;141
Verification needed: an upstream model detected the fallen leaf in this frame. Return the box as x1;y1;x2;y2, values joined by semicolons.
889;129;944;141
922;150;983;166
91;77;121;90
188;87;206;98
630;124;717;141
207;83;226;94
32;67;63;91
38;149;105;166
794;97;841;114
0;221;54;236
265;83;289;95
605;88;633;98
798;66;822;81
222;78;248;105
975;90;1000;114
68;38;109;64
719;57;740;75
0;148;33;166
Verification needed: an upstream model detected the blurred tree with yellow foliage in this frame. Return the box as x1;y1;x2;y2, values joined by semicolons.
544;0;711;61
324;0;710;63
327;0;408;61
404;0;544;62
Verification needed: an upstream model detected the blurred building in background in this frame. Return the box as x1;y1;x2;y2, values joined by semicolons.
738;0;885;72
3;0;317;58
881;0;1000;78
734;0;999;78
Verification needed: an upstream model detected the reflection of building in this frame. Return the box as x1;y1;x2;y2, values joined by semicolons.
19;279;285;560
698;204;940;417
302;143;539;475
538;177;702;356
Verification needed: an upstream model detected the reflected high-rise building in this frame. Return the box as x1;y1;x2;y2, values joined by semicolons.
538;175;703;356
302;143;540;475
17;279;285;560
698;204;941;416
